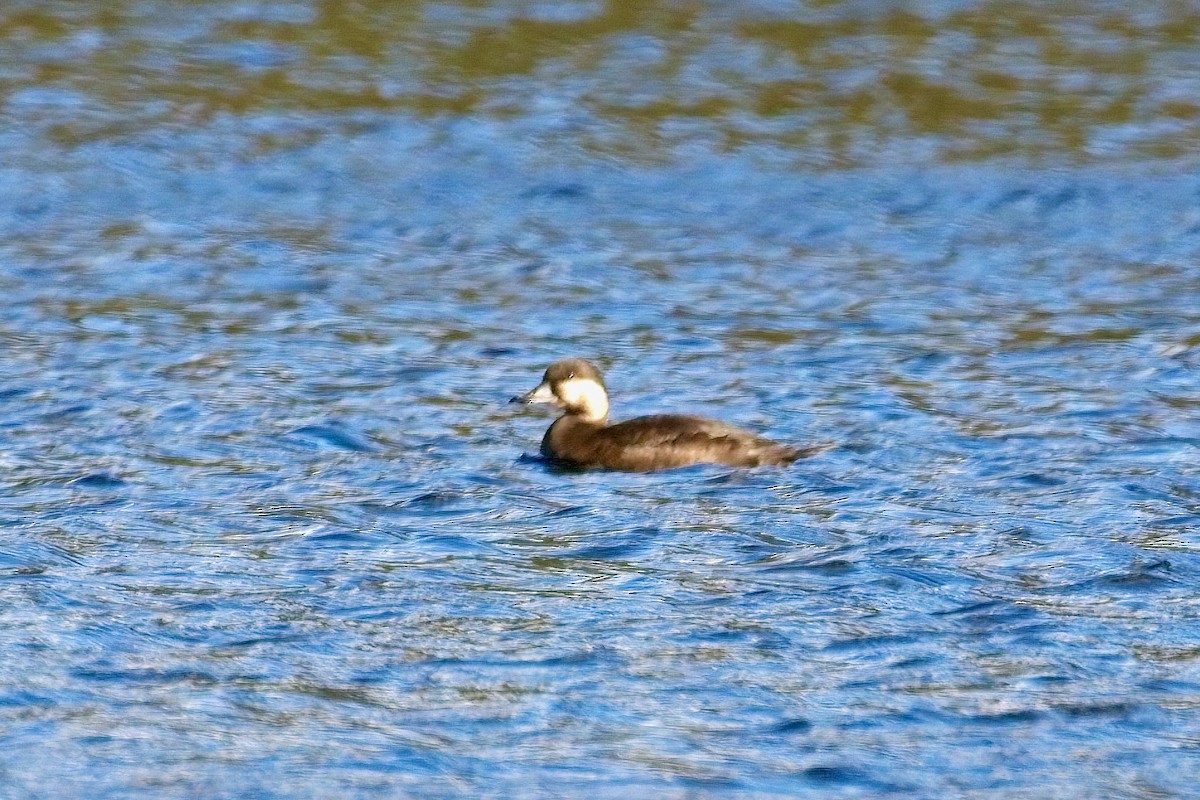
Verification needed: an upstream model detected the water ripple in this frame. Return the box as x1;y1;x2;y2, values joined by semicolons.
2;3;1200;797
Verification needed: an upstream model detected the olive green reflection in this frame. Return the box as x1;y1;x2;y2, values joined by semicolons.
2;0;1198;164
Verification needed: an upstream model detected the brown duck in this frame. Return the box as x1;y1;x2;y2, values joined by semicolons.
512;358;821;471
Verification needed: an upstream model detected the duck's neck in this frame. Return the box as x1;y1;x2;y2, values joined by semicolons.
567;409;609;425
558;378;610;423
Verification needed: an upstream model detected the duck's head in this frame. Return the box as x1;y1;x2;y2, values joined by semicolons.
511;358;609;423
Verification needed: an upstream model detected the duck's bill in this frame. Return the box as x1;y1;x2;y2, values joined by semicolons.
510;382;558;405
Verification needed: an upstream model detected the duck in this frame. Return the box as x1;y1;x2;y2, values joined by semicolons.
511;358;820;471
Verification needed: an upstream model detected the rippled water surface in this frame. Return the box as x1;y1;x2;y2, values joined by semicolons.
3;1;1200;797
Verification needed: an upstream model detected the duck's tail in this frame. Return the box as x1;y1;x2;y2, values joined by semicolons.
765;441;832;465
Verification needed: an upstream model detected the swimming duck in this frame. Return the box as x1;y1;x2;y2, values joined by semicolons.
511;358;818;471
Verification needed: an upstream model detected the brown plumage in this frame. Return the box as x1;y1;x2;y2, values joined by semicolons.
511;358;821;472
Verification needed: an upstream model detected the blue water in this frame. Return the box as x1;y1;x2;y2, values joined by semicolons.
3;2;1200;797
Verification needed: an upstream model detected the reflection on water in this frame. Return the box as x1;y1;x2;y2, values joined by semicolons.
4;0;1200;165
2;1;1200;797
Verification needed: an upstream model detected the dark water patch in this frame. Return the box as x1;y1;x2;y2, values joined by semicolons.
758;554;858;576
412;534;497;556
66;472;128;489
1053;559;1181;594
38;403;93;421
934;598;1040;626
531;503;594;519
519;183;591;200
355;499;416;519
71;667;221;687
421;649;603;670
1053;700;1148;720
970;707;1047;725
1014;472;1069;488
0;386;33;402
1144;514;1200;529
821;633;918;655
799;763;878;789
402;489;471;509
303;529;385;547
285;423;377;452
553;540;650;562
769;717;814;734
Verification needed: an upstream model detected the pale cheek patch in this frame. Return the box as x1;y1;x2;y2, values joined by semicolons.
558;378;609;421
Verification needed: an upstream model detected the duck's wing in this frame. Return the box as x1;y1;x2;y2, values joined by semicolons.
602;414;746;444
598;414;814;469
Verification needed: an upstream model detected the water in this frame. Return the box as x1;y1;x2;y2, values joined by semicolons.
3;1;1200;797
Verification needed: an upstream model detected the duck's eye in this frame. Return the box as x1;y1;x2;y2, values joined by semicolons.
567;372;574;379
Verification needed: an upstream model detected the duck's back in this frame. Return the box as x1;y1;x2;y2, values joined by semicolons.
543;413;807;471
